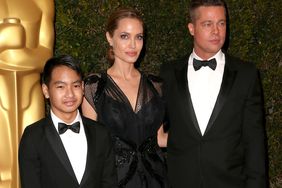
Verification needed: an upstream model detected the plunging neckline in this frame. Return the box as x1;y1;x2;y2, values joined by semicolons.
106;73;142;113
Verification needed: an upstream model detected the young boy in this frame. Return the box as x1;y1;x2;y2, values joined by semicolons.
19;55;117;188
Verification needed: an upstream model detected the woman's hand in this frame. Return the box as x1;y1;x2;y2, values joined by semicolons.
157;124;168;148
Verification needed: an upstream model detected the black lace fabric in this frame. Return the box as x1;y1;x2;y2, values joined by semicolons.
84;72;169;188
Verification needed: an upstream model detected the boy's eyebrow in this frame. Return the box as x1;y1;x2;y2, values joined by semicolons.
73;80;82;84
53;79;82;84
53;80;66;85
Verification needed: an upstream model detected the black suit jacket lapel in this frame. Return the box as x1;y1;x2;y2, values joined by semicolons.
204;54;237;135
44;117;78;183
175;57;202;136
80;117;96;186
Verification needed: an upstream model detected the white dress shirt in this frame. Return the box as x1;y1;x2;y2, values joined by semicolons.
51;110;87;183
187;50;225;135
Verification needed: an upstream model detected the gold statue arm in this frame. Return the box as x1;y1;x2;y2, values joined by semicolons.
0;18;25;52
36;0;55;50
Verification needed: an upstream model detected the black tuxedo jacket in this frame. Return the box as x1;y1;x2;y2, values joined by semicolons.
160;53;267;188
19;116;117;188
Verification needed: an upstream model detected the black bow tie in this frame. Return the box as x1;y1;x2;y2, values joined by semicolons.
58;121;80;134
193;58;217;71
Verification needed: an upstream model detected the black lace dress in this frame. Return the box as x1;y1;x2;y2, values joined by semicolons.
84;72;169;188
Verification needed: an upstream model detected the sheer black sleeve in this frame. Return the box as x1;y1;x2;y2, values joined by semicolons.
84;73;102;111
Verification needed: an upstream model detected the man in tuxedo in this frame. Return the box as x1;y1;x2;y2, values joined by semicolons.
19;55;117;188
160;0;267;187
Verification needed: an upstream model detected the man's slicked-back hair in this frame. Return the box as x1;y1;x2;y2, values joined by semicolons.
41;55;83;86
189;0;227;23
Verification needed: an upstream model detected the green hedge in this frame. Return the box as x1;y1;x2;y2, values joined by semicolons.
55;0;282;187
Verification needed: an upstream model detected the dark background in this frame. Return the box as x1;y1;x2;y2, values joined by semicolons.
54;1;282;187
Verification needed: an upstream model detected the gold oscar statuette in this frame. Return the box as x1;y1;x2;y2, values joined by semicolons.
0;0;54;188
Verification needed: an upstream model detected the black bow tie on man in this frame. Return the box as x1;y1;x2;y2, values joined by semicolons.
193;58;217;71
58;121;80;134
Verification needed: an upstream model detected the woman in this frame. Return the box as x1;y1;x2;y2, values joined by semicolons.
82;7;168;188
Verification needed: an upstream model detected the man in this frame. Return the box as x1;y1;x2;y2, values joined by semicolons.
160;0;267;187
19;55;117;188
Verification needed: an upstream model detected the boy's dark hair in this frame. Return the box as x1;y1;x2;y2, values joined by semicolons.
189;0;227;23
41;55;83;86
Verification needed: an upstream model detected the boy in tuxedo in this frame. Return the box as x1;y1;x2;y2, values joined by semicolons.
19;55;117;188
